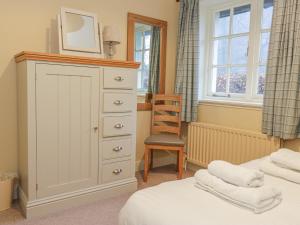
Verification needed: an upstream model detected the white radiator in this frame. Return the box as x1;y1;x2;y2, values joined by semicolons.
187;122;281;167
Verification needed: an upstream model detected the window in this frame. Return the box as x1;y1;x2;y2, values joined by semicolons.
257;0;273;95
134;23;152;93
205;0;274;103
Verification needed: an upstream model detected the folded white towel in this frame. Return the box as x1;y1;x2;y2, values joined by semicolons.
260;158;300;184
270;148;300;171
194;170;282;214
208;160;264;187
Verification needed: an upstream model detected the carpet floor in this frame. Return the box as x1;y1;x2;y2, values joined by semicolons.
0;165;194;225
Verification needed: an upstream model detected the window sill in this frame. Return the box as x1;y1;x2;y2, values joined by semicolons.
199;98;263;109
137;92;147;96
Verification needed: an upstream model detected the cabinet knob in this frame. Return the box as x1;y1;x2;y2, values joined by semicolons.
113;169;122;175
114;123;124;129
93;127;98;131
114;76;124;82
113;146;123;152
114;100;124;105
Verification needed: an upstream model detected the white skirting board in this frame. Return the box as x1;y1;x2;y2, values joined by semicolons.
19;178;137;219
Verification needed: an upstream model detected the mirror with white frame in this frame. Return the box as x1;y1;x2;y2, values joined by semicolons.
58;8;104;58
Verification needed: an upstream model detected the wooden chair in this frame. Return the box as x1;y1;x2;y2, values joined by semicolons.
143;94;184;182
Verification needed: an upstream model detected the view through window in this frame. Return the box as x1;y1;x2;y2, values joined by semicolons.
207;0;274;102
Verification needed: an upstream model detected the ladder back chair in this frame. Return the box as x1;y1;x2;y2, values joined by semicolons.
143;94;184;182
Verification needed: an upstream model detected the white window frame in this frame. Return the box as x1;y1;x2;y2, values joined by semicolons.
203;0;271;105
254;0;272;97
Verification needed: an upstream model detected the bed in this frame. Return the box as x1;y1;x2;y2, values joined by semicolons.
119;158;300;225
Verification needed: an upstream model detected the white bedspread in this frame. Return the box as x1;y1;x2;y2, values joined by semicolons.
119;158;300;225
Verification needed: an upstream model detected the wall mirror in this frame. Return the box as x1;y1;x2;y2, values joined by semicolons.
127;13;167;110
58;7;104;58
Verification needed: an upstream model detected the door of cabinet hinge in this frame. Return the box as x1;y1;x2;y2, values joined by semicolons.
36;184;38;190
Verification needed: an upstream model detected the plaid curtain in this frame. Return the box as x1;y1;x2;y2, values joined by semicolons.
262;0;300;139
175;0;200;122
148;26;160;94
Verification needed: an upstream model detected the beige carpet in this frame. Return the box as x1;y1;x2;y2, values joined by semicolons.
0;165;194;225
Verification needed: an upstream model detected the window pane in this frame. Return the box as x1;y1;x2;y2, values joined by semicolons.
212;67;227;93
137;70;142;90
135;32;143;50
213;39;228;65
144;50;150;66
144;30;151;49
262;0;274;29
229;67;247;94
260;32;270;63
135;51;142;64
257;66;266;95
230;36;249;64
137;70;149;92
214;9;230;37
141;70;149;91
232;4;251;34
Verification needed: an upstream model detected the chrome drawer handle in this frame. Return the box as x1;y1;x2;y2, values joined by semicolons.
114;100;124;105
113;146;123;152
113;169;122;175
114;76;124;82
114;123;124;129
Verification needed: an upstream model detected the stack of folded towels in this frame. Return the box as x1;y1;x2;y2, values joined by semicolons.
194;160;282;213
260;148;300;184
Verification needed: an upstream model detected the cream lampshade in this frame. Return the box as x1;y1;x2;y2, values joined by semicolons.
103;25;121;58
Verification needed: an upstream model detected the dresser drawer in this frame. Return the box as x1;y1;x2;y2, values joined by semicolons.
103;116;133;137
103;93;134;113
102;160;131;183
103;68;136;90
102;138;132;160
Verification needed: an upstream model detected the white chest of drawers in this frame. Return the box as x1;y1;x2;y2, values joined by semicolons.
15;52;139;218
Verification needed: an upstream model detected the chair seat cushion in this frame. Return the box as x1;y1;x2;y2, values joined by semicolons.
144;134;185;146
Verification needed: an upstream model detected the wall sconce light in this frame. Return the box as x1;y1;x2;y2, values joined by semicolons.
103;25;121;59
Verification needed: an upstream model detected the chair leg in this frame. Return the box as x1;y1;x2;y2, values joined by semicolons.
150;149;154;169
144;146;149;182
176;151;179;172
178;147;183;179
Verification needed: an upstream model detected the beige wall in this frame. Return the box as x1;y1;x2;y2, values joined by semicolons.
198;103;262;132
0;0;179;172
198;102;300;152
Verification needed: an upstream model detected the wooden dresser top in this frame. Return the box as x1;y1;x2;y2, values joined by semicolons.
15;51;140;69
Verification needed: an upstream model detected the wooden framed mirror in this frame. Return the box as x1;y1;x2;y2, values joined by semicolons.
127;13;167;111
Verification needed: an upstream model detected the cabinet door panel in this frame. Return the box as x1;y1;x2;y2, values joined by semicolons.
36;64;99;198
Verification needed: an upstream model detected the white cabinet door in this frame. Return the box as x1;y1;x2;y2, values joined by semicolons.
36;64;99;198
